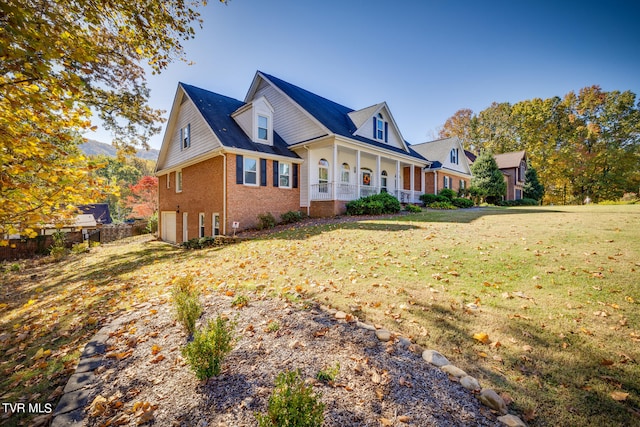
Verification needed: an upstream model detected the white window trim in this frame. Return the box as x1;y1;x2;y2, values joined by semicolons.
176;170;183;193
181;124;191;149
279;162;292;189
254;111;273;145
212;213;220;236
243;157;259;186
375;114;386;141
341;163;350;184
199;212;205;238
166;173;171;189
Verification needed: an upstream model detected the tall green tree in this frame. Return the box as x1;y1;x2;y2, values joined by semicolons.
1;0;224;241
523;163;544;202
470;151;506;204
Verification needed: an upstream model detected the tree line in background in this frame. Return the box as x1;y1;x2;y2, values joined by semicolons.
439;86;640;204
94;156;158;223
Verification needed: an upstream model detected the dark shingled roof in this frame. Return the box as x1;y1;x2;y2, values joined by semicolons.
258;72;428;162
78;203;112;224
179;83;299;159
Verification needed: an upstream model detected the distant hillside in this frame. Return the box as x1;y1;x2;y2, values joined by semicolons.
80;139;159;161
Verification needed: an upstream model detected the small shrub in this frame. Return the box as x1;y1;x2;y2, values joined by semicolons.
255;369;325;427
182;316;235;380
181;236;232;250
266;321;280;333
438;188;456;201
10;263;20;272
146;212;158;234
257;213;277;230
346;193;400;215
419;194;449;205
316;362;340;383
280;210;304;224
71;242;90;254
451;197;474;208
49;230;68;261
427;201;457;210
404;204;422;213
231;295;249;309
172;275;202;335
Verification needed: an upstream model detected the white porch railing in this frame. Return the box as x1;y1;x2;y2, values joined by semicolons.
311;183;422;203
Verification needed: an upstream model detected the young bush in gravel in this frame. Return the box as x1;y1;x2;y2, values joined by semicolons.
171;275;202;335
256;369;325;427
182;315;235;380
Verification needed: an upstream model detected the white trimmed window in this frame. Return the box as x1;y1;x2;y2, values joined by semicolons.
258;115;268;141
166;173;171;189
244;157;258;185
381;170;388;192
374;113;387;142
279;162;291;188
212;213;220;236
318;159;329;193
199;213;205;238
450;148;459;164
176;170;183;192
341;163;350;183
181;124;191;149
443;176;451;189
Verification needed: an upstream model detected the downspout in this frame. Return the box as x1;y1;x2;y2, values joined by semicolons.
221;152;227;235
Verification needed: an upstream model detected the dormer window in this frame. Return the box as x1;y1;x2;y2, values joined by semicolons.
374;113;388;142
258;115;268;141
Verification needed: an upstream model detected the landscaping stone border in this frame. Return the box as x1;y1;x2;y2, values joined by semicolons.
52;301;526;427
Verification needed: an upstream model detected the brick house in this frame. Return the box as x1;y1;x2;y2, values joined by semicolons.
155;71;431;243
465;150;528;201
494;151;527;200
411;137;472;195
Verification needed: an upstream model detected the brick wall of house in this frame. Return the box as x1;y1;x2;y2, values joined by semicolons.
309;200;347;217
424;171;470;195
402;167;422;191
158;156;225;243
225;154;301;231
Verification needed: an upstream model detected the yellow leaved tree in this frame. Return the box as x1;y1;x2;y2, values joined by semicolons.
1;0;224;243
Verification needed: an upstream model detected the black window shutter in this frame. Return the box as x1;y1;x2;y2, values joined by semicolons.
236;155;243;184
180;127;183;151
260;158;267;186
273;160;279;187
293;163;299;188
187;123;191;147
384;122;388;143
372;117;377;139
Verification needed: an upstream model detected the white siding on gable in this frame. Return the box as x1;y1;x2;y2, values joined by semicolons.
160;98;221;171
352;109;406;151
253;82;325;145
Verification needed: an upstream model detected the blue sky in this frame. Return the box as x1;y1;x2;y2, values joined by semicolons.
89;0;640;150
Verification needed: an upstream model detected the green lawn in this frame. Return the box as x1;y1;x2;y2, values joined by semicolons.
1;205;639;426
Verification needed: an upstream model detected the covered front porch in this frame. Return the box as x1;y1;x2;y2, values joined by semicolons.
299;139;427;216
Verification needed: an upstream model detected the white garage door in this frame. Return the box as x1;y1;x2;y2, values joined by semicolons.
161;211;177;243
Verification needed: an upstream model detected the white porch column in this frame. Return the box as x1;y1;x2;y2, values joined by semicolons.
356;149;361;198
333;143;338;198
376;155;381;192
410;164;415;202
395;160;400;198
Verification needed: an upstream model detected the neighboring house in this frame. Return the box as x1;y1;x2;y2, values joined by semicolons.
155;71;430;243
494;151;527;200
78;203;113;225
465;150;528;201
412;137;472;195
